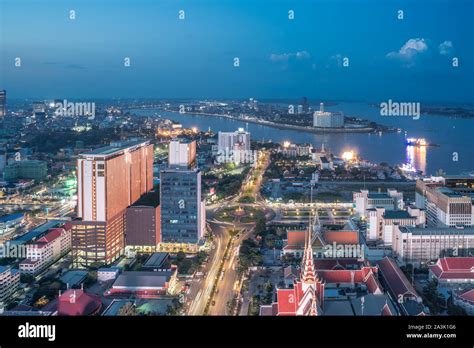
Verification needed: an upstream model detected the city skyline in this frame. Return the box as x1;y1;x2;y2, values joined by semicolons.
0;1;473;345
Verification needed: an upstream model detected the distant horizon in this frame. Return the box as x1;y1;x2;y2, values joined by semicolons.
4;96;474;108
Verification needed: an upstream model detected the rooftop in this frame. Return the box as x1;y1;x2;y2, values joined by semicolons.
0;213;24;223
131;190;160;208
437;187;464;198
377;257;419;300
11;220;64;245
112;270;175;290
383;211;414;220
457;289;474;303
80;139;149;158
350;294;397;316
57;289;102;316
399;226;474;236
429;257;474;280
143;252;169;268
368;193;390;199
323;300;354;316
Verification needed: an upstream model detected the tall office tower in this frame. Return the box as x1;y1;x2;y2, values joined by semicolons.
160;167;205;245
0;90;6;117
160;139;204;246
168;139;196;168
72;140;154;267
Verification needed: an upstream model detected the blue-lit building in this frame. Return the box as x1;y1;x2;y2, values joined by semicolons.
159;167;205;244
159;140;205;246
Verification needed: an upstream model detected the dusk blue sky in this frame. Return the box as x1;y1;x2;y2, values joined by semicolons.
1;0;473;103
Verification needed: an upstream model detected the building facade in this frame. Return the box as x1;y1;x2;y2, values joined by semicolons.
415;176;474;227
353;189;404;216
313;103;344;128
125;190;161;252
217;128;251;164
20;226;72;275
3;160;47;181
392;226;474;266
366;206;425;244
168;140;196;168
160;167;205;245
72;140;154;267
0;266;20;303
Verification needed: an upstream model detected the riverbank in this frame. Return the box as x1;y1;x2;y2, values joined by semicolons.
129;104;474;175
154;109;393;134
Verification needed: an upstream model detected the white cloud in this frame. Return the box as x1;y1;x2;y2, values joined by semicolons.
386;38;428;61
270;51;311;62
438;40;453;55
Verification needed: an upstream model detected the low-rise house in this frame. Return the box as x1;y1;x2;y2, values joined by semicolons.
428;257;474;288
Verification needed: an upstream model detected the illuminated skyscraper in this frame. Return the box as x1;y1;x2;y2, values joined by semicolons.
72;140;153;267
160;139;205;246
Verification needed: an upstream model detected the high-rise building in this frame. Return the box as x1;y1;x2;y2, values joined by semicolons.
160;167;205;245
313;103;344;128
168;140;196;168
160;140;205;246
217;128;251;164
72;140;153;267
0;90;6;117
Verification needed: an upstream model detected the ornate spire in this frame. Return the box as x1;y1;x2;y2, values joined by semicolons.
309;288;318;316
301;207;315;284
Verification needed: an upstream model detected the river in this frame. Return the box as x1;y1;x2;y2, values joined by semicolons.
130;101;474;176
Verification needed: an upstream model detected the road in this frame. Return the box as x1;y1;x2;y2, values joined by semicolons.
187;220;228;315
207;225;254;315
186;150;271;315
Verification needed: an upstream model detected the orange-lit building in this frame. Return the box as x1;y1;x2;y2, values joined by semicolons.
72;140;154;267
